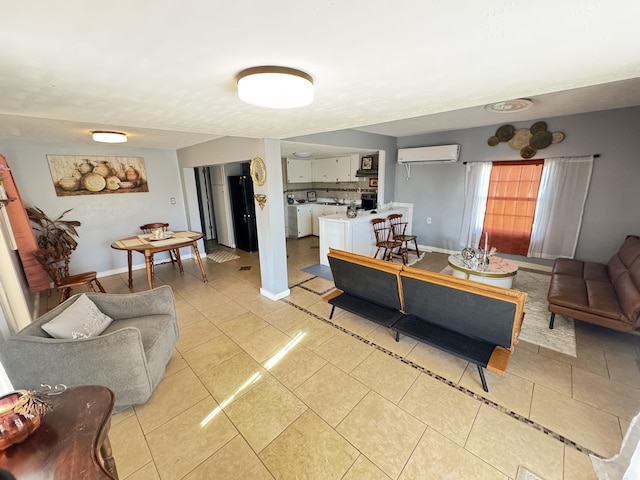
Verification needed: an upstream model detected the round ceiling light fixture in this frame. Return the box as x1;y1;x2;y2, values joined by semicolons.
484;99;533;113
92;131;127;143
293;151;312;158
237;66;314;108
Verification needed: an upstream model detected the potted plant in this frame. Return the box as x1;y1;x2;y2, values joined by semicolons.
26;207;81;259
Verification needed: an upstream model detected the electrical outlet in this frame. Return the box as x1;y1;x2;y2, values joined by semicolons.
426;217;432;224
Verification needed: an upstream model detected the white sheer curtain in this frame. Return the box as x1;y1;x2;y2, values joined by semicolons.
459;162;492;248
527;155;594;259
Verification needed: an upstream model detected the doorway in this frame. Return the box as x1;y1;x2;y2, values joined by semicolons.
195;166;218;253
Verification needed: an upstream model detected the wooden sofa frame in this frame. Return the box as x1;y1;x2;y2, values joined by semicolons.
324;248;527;391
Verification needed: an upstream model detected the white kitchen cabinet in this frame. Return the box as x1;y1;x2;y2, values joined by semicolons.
311;204;324;236
286;158;312;183
349;154;362;181
311;158;335;182
288;205;313;238
336;157;351;182
312;204;348;235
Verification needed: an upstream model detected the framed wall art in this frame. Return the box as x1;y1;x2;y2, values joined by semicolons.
369;178;378;187
46;155;149;197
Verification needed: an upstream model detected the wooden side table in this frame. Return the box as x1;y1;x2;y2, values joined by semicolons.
0;385;118;479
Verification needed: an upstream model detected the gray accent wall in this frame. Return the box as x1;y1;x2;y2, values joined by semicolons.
394;106;640;264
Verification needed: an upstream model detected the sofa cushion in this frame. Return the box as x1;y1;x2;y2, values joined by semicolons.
607;236;640;324
41;294;113;339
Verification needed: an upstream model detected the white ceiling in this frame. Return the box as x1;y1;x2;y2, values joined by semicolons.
1;1;640;154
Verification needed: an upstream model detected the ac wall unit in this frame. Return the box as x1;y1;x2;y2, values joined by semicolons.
397;144;460;164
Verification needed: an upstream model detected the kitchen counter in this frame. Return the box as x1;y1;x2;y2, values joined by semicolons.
318;204;413;265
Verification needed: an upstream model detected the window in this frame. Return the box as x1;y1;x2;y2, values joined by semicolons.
481;160;543;255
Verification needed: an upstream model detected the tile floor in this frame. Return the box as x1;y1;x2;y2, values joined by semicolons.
38;237;640;479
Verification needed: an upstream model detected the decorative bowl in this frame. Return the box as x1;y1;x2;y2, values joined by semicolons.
0;390;51;451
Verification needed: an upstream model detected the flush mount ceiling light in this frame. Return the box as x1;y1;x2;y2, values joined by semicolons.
293;151;312;158
92;131;127;143
237;66;314;108
484;98;533;113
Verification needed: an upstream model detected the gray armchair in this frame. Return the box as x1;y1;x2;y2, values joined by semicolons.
0;286;178;411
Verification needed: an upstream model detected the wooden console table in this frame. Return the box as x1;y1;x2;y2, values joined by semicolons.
0;385;118;479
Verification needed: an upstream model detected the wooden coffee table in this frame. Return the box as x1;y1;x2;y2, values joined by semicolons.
0;385;118;479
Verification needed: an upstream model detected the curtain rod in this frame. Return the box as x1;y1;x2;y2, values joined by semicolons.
463;154;600;165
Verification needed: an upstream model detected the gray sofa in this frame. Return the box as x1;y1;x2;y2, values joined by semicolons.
0;286;178;411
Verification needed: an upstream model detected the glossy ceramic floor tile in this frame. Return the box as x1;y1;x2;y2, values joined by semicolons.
181;334;243;375
563;446;600;480
216;310;270;342
405;341;468;383
294;363;370;427
312;330;374;373
145;396;238;479
182;435;274;480
259;410;359;480
508;346;573;396
337;391;426;479
197;351;269;405
47;242;640;479
109;414;152;479
134;367;210;434
399;372;481;446
342;456;391;480
400;427;508;480
572;366;640;420
530;384;623;457
466;403;565;479
266;341;327;390
351;349;420;404
458;364;534;418
223;377;308;453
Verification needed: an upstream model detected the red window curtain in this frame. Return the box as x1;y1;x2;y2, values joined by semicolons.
482;160;543;256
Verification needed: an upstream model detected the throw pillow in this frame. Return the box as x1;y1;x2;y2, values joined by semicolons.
41;294;113;339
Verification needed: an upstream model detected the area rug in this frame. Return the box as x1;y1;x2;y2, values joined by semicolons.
406;251;426;266
302;263;333;281
207;250;240;263
439;266;577;357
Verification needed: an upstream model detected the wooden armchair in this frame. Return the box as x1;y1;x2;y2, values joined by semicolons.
140;222;182;274
34;247;106;303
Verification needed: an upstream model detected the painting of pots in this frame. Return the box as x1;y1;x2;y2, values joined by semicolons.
46;155;149;196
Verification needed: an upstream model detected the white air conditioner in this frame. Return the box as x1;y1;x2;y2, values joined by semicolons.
397;144;460;164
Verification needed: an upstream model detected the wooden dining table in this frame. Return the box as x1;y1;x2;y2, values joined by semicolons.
111;230;208;289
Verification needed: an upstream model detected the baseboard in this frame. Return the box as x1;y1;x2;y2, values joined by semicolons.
97;253;196;278
260;287;291;301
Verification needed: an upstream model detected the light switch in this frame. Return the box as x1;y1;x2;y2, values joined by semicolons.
170;197;176;205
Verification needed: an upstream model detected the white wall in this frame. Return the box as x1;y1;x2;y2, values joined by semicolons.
1;140;186;275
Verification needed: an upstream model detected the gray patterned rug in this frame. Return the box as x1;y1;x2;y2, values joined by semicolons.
440;266;577;357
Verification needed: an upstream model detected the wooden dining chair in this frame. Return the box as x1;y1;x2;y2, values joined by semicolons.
371;218;403;261
34;247;106;304
387;213;419;263
140;222;182;274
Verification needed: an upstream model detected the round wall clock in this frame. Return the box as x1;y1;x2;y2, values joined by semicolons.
250;157;266;186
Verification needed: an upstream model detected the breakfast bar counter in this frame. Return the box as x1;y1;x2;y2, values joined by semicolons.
318;203;413;265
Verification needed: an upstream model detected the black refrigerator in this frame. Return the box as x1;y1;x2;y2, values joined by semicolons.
228;175;258;252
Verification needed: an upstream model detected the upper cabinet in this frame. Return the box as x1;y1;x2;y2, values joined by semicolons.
286;158;312;183
312;158;336;182
287;154;374;184
313;156;361;183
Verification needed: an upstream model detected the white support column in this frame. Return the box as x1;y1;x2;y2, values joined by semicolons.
255;139;290;300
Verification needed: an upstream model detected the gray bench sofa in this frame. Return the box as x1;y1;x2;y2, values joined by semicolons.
0;286;178;411
324;249;527;391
